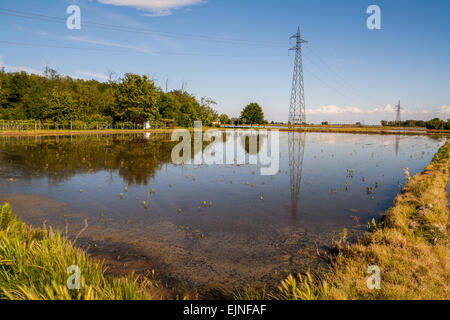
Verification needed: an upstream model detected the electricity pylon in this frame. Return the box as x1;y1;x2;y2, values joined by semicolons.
395;100;402;125
289;27;308;126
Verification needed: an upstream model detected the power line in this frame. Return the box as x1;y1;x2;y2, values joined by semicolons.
302;54;373;108
0;40;248;57
305;47;386;108
0;8;285;48
303;64;377;109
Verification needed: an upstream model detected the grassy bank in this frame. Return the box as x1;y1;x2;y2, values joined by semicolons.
276;140;450;300
0;204;154;300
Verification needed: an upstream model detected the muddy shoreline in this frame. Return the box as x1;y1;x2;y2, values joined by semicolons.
0;193;337;298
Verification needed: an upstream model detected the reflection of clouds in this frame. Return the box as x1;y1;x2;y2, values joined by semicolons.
305;133;362;145
199;130;276;170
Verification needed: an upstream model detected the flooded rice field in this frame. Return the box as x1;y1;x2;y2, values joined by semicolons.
0;132;445;292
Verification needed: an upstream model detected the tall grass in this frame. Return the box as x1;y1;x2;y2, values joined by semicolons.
0;203;151;300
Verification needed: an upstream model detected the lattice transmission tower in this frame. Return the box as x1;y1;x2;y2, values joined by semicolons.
395;100;402;125
289;27;308;126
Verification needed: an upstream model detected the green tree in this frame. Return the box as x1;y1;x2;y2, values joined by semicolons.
114;74;160;124
240;102;264;125
219;114;230;125
43;91;77;123
0;69;220;129
197;97;218;126
426;118;445;130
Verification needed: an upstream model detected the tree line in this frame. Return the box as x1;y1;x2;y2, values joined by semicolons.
381;119;450;130
0;68;226;128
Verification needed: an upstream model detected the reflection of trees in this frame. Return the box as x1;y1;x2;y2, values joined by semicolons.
0;134;176;185
238;131;261;155
288;131;306;220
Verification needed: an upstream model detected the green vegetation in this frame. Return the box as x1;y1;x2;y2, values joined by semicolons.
0;69;222;128
276;140;450;300
239;102;266;125
0;203;154;300
381;118;450;130
219;114;231;125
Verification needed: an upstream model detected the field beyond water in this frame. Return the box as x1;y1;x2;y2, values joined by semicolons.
0;138;449;299
0;125;449;137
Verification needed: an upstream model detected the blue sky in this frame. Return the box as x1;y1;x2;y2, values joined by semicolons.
0;0;449;123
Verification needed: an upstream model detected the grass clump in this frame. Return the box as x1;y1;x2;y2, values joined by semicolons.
277;140;450;300
277;273;329;300
0;203;152;300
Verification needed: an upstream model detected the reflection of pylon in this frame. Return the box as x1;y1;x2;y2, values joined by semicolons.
288;131;306;219
395;135;400;156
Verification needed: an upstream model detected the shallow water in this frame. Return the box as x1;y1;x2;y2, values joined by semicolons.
0;132;445;292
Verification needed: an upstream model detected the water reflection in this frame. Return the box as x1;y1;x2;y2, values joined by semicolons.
288;131;306;220
395;135;400;156
0;134;176;184
0;132;444;291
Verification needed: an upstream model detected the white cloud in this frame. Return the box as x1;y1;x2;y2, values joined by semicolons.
66;36;153;53
76;71;109;81
0;56;42;75
97;0;205;16
438;105;450;116
306;105;396;115
304;104;440;124
305;104;432;116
